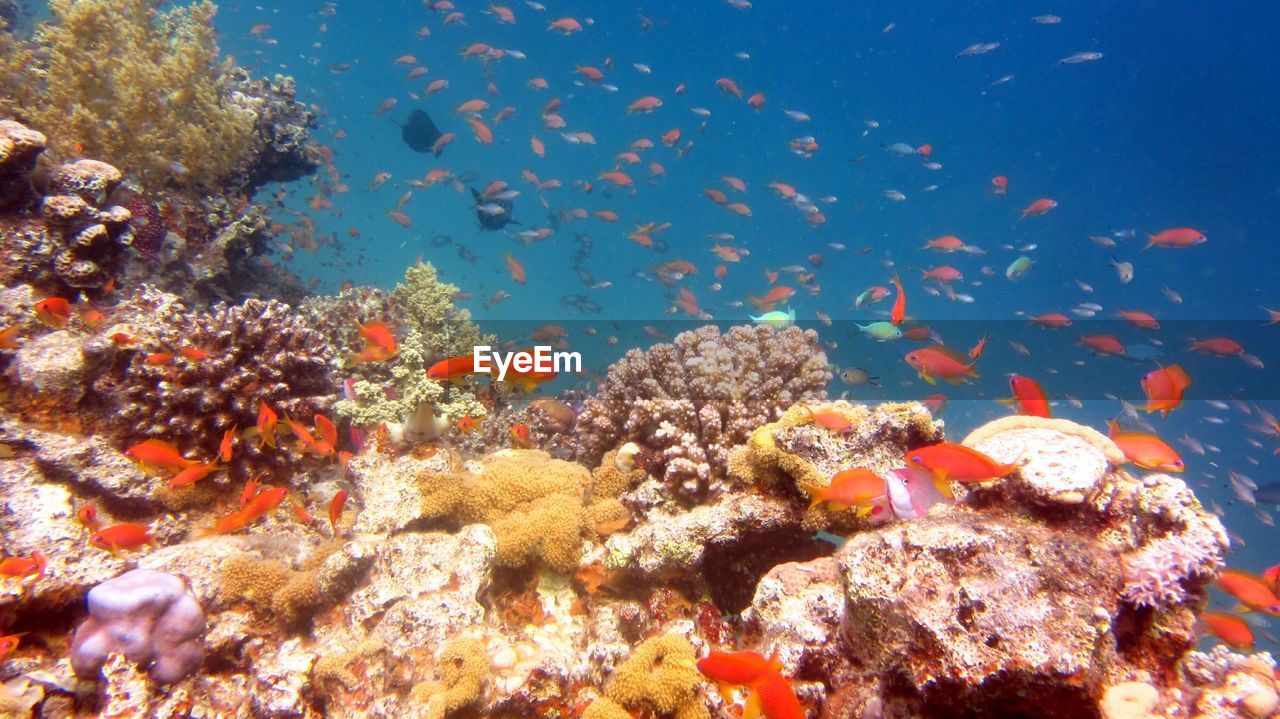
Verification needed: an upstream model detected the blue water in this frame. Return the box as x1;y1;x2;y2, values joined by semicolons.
215;0;1279;647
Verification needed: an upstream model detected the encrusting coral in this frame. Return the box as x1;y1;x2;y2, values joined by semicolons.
1;0;256;189
0;120;133;294
335;262;492;440
573;324;832;498
217;540;358;626
581;633;709;719
91;290;335;480
409;637;489;719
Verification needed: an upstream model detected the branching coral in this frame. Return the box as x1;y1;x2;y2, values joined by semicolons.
409;637;489;719
581;634;709;719
335;263;492;435
92;292;334;481
572;324;831;498
419;450;591;572
5;0;256;188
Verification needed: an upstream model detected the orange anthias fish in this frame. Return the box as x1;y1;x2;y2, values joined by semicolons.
906;443;1016;485
167;461;221;489
698;649;782;686
904;345;979;385
800;404;854;433
1140;364;1191;417
1004;376;1050;418
426;354;480;383
0;323;21;349
0;633;24;662
504;253;526;284
350;321;399;363
750;670;806;719
125;439;197;475
220;426;237;462
209;486;289;534
0;550;46;584
801;468;886;515
748;286;795;312
510;422;530;448
256;402;279;448
890;274;906;326
329;488;348;537
1216;568;1280;615
1107;421;1184;472
456;415;480;433
1200;611;1253;649
34;297;72;328
88;523;157;554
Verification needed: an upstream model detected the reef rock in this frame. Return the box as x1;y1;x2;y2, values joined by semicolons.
348;446;457;535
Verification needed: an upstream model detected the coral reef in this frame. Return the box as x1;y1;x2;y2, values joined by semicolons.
91;290;335;481
69;568;206;684
573;324;831;497
217;539;363;627
335;262;492;436
2;0;255;189
220;69;323;195
581;633;709;719
0;120;133;294
409;637;489;719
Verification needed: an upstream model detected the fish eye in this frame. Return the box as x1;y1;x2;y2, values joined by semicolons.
911;455;922;463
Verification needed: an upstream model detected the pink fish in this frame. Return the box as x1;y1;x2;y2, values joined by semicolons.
885;467;949;519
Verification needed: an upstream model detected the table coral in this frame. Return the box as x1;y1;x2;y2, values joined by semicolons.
573;324;832;498
69;568;207;684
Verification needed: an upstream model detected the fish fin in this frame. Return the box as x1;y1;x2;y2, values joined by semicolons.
921;373;937;386
1235;604;1253;614
995;396;1016;407
765;647;782;674
743;689;762;719
932;476;955;498
715;683;736;707
799;484;824;509
855;505;876;519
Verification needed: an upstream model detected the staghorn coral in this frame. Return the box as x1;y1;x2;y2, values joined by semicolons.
92;291;335;481
573;324;832;498
581;634;709;719
5;0;256;189
409;637;489;719
0;120;133;294
419;450;590;572
335;263;492;436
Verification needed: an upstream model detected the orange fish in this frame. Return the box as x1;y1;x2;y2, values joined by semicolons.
1187;337;1245;356
698;649;782;685
125;439;197;474
748;286;795;312
800;404;855;433
291;500;313;524
220;426;237;463
510;423;530;447
801;468;886;514
256;402;279;449
34;297;72;328
1030;313;1072;329
178;346;208;362
314;413;338;450
1216;568;1280;615
889;275;906;326
1141;364;1191;417
351;321;399;363
1078;334;1126;356
1200;611;1253;649
1117;310;1160;330
426;354;479;383
167;461;221;489
456;415;480;433
466;116;493;145
1145;227;1206;249
505;253;526;284
210;487;288;534
144;352;174;365
547;16;583;33
76;504;101;531
1107;421;1184;472
750;671;806;719
0;634;23;662
626;96;663;115
1004;376;1050;418
906;443;1015;485
329;488;348;536
904;345;979;385
0;324;21;349
88;523;157;554
1018;197;1057;220
0;550;46;584
80;308;105;329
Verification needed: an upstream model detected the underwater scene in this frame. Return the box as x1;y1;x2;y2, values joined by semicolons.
1;0;1279;716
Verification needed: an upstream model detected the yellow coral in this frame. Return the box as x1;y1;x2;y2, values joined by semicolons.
410;638;488;719
583;634;709;719
218;551;334;624
313;639;386;691
4;0;254;187
419;450;589;572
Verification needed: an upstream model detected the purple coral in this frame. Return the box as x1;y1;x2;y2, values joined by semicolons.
1120;532;1223;608
573;324;831;496
70;569;206;684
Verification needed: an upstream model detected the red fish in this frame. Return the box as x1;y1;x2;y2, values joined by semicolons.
256;402;279;449
426;354;480;383
0;634;23;663
209;487;288;534
748;286;795;312
167;461;221;489
904;346;979;385
626;96;663;115
1216;569;1280;615
906;443;1016;484
890;274;906;326
351;321;399;363
750;671;806;719
1005;376;1050;418
0;550;46;584
125;439;197;474
1107;422;1184;472
1187;337;1244;356
77;504;102;532
1078;334;1126;356
220;426;237;462
801;404;854;433
505;253;526;284
1030;313;1072;329
1141;365;1191;417
0;323;20;349
88;523;157;554
991;175;1008;196
34;297;72;328
698;649;782;685
1018;198;1057;220
510;423;530;448
330;489;348;536
801;468;886;514
1145;227;1206;249
1200;611;1253;649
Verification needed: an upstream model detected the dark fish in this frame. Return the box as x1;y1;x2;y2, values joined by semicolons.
430;234;452;247
471;187;516;230
399;110;442;153
1257;482;1280;504
456;245;477;263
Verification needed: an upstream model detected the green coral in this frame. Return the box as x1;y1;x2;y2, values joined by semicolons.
335;262;494;428
583;634;709;719
1;0;255;188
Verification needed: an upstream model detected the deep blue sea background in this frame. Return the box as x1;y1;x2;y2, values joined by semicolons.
207;0;1278;648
